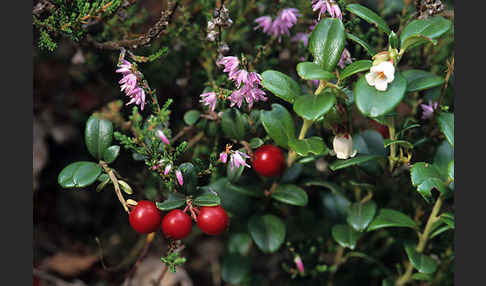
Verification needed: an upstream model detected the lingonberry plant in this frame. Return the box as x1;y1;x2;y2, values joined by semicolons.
35;0;454;284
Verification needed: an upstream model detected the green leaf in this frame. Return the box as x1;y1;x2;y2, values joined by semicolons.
221;254;251;285
118;180;133;195
412;273;432;281
346;4;391;34
437;112;454;147
183;110;201;126
103;145;120;164
404;243;438;274
347;200;377;232
85;116;114;160
353;130;387;156
340;60;372;80
271;184;308;207
303;181;347;197
383;139;414;149
156;192;186;211
280;163;303;183
260;104;296;149
367;209;418;231
221;109;248;140
249;137;264;149
206;178;253;217
296;62;337;81
309;18;346;71
355;72;407;117
434;140;454;178
193;194;221;206
227;163;244;183
179;162;198;194
332;224;360;250
440;212;455;229
293;92;336;121
400;16;451;51
448;160;454;181
402;69;445;92
329;155;382;171
410;162;449;203
261;70;301;103
228;233;252;255
95;177;110;192
58;161;102;188
227;182;264;198
289;136;328;156
346;33;376;56
248;215;286;253
389;31;398;49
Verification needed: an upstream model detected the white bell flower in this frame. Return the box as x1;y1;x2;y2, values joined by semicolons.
365;61;395;91
333;134;357;160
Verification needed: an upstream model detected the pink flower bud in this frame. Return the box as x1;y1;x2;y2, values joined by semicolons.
294;256;304;273
156;130;170;145
164;164;172;176
220;152;228;164
175;169;184;186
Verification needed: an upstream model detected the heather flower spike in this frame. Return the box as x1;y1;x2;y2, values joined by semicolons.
164;164;172;176
220;152;228;164
200;91;218;112
420;100;438;120
338;48;353;69
365;61;395;91
175;169;184;186
254;8;300;40
229;150;251;171
115;53;146;110
312;0;342;20
156;130;170;145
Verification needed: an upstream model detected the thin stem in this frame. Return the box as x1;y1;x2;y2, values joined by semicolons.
327;246;345;286
287;119;313;167
100;161;129;213
395;195;444;286
387;117;397;172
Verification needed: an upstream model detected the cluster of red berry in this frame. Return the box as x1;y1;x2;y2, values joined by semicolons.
129;201;229;239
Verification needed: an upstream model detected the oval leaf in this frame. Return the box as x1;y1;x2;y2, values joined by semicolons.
228;233;252;255
340;60;372;80
400;16;451;51
248;215;286;253
329;155;382;171
184;110;201;126
260;104;296;149
293;92;336;121
347;200;377;232
448;160;454;181
355;72;407;117
85;116;113;160
437;112;454;147
309;18;346;71
221;109;248;140
193;194;221;206
404;243;438;274
410;162;449;203
367;209;418;231
156;192;186;211
103;145;120;164
271;184;308;206
288;136;328;156
58;161;102;188
346;4;391;34
346;33;376;56
332;224;360;250
402;69;444;92
261;70;300;103
221;254;251;285
296;62;336;81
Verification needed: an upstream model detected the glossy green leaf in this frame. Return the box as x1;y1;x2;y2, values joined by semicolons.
271;184;308;207
95;177;110;192
221;109;248;140
347;200;377;232
293;92;336;121
353;130;387;156
400;16;451;51
383;139;414;149
183;110;201;126
448;160;454;181
207;178;253;217
227;182;264;198
404;243;438;274
260;104;296;149
329;155;382;171
281;163;303;184
346;4;391;34
193;194;221;206
389;31;398;49
156;192;186;211
412;273;432;281
85;116;113;160
437;112;454;147
58;161;102;188
309;18;346;71
410;162;449;203
340;60;372;80
261;70;301;103
179;162;198;194
402;69;444;92
367;209;418;231
249;137;264;149
332;224;360;250
248;215;286;253
346;33;376;56
228;233;252;255
103;145;120;164
355;72;407;117
221;254;251;285
289;136;328;156
303;181;346;197
296;62;336;81
440;212;455;229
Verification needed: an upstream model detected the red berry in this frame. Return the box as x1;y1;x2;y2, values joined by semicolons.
197;206;229;235
129;201;162;234
162;209;192;239
252;145;285;177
